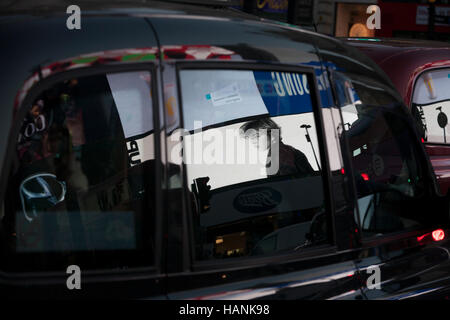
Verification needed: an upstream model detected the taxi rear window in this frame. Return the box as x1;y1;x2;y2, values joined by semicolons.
1;70;157;272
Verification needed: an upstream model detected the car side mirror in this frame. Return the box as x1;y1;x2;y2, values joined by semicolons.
19;173;66;222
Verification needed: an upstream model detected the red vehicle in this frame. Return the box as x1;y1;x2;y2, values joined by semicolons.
344;38;450;196
375;0;450;42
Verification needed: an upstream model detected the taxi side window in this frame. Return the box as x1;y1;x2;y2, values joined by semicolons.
177;68;330;261
412;69;450;144
0;71;156;272
336;73;427;237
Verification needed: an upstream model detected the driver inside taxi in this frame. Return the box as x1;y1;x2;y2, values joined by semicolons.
239;118;314;177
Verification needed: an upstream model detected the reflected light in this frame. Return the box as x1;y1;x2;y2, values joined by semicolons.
432;229;445;241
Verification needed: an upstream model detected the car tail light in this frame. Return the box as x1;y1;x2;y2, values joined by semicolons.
417;229;446;243
417;234;427;242
432;229;445;242
361;173;369;181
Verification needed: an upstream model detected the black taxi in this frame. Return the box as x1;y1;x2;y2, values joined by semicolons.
1;0;450;300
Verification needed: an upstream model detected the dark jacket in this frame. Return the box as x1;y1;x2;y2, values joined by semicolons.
266;142;314;177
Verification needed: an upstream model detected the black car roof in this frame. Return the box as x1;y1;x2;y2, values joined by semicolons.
0;0;255;19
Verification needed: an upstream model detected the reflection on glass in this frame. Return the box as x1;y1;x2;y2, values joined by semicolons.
2;71;156;271
338;74;426;237
179;69;328;260
412;69;450;144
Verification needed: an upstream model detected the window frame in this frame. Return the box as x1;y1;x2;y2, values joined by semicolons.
0;62;164;281
332;71;442;243
174;61;337;272
328;70;364;232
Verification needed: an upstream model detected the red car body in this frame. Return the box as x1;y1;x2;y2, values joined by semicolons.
344;38;450;196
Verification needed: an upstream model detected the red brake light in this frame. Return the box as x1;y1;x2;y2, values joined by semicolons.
341;168;345;175
421;138;425;143
417;234;427;242
361;173;369;181
432;229;445;242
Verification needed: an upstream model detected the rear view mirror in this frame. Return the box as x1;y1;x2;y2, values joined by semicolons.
19;173;66;222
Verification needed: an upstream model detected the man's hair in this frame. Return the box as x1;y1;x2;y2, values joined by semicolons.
239;118;281;140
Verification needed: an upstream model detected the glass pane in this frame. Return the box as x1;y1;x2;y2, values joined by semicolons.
178;69;328;260
412;69;450;144
2;71;156;272
339;75;426;237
